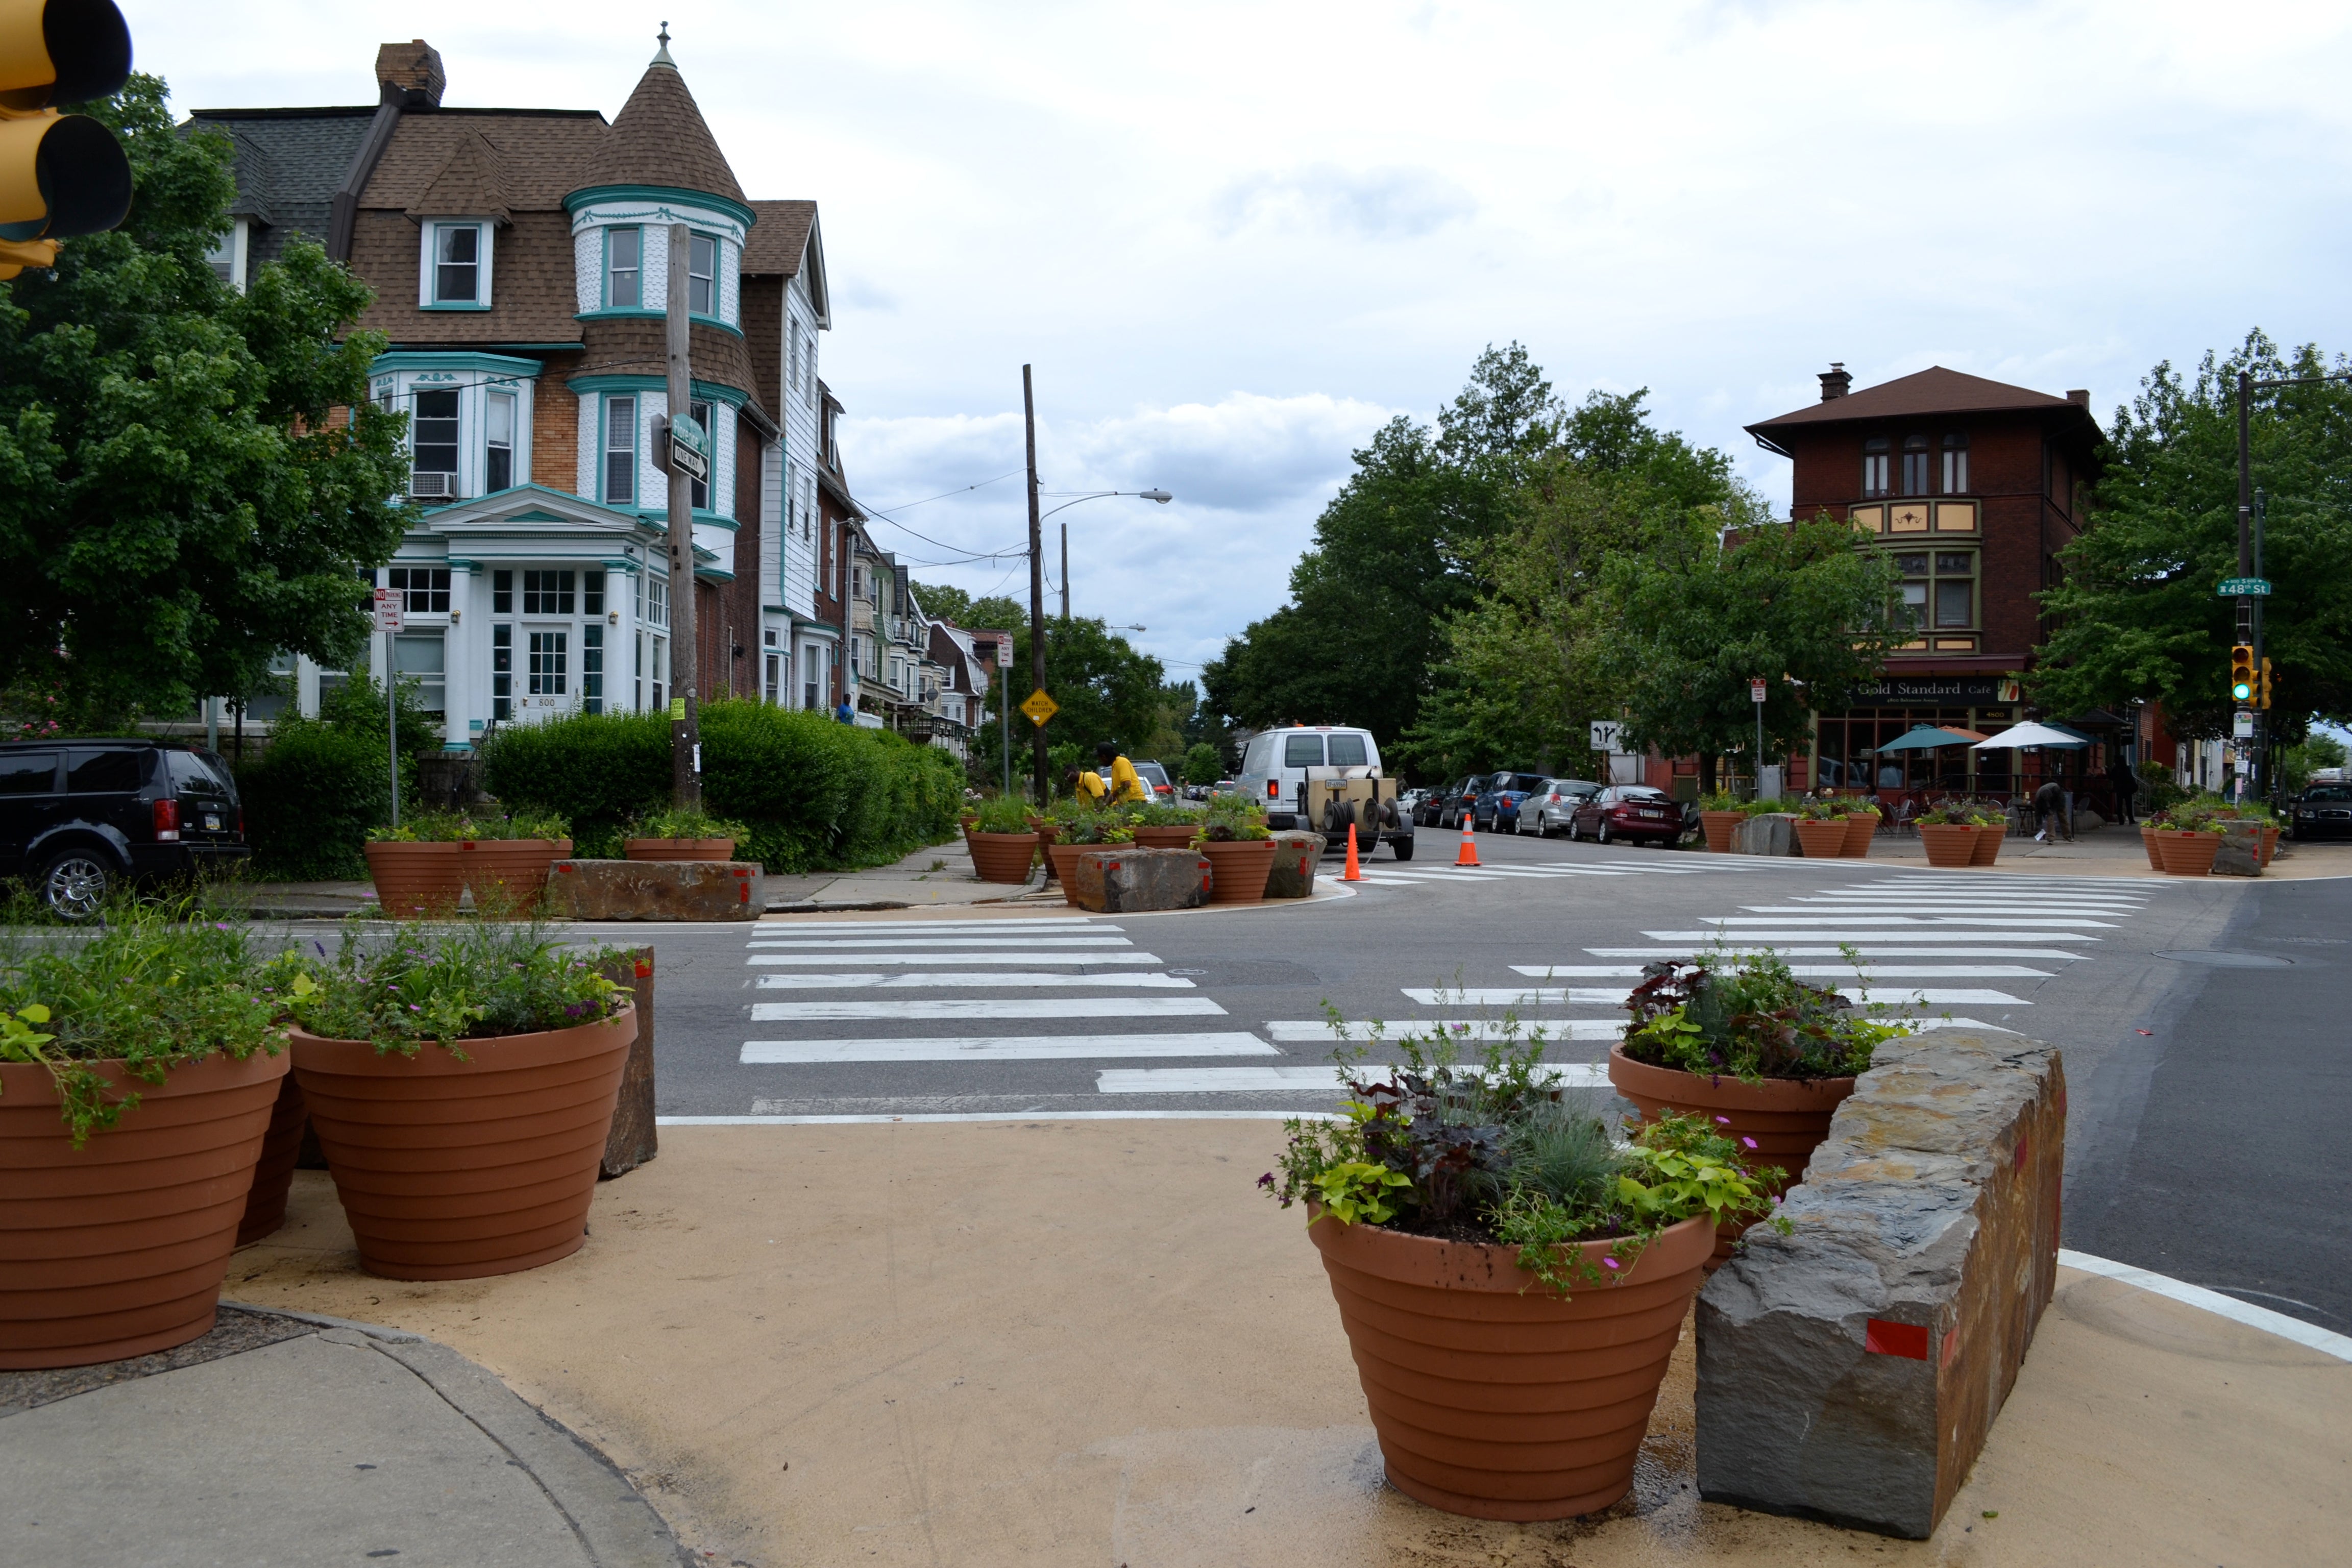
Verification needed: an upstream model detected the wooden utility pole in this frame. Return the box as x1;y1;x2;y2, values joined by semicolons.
1024;364;1048;803
667;222;701;806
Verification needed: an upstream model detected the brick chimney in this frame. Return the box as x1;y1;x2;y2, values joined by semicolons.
376;40;445;108
1819;362;1852;402
2066;389;2090;406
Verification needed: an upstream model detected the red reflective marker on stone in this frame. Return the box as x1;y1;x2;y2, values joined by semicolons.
1865;1318;1931;1359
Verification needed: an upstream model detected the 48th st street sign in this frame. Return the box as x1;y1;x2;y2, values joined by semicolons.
2217;577;2271;596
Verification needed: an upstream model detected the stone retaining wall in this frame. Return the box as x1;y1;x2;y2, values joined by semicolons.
1695;1031;2066;1539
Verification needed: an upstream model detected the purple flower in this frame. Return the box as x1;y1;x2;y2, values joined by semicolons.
314;941;327;957
1602;1256;1622;1270
1256;1172;1275;1189
1742;1136;1758;1149
1714;1115;1731;1125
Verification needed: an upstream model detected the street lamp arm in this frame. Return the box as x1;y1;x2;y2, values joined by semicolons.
1037;489;1173;523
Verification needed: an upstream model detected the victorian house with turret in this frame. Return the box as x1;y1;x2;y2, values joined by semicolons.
189;36;859;745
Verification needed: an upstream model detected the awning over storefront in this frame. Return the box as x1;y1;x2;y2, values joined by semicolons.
1971;722;2090;750
1874;724;1986;753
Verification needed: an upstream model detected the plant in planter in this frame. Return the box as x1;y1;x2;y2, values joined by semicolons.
1697;789;1744;853
1791;801;1850;860
1042;798;1135;900
2146;805;2224;875
0;904;289;1367
1122;797;1206;849
1612;949;1904;1263
1836;799;1882;858
623;806;750;863
1264;1025;1781;1520
964;794;1042;884
275;921;634;1280
367;810;574;917
1913;803;1981;868
1192;795;1277;903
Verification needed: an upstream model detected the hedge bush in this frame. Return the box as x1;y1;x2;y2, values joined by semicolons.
235;721;393;879
479;701;964;871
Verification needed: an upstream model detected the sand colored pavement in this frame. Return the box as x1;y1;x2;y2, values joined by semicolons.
228;1122;2347;1567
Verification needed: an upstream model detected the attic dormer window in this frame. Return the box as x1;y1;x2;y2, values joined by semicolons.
421;220;493;309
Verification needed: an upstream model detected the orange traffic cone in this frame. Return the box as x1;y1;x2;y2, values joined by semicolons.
1456;815;1480;867
1343;823;1362;880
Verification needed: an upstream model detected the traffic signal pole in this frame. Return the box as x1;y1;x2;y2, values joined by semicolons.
2236;372;2259;799
1024;364;1048;804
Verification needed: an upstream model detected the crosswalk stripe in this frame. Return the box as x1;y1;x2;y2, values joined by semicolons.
1510;963;2054;978
1748;902;2141;915
1410;985;2028;1007
1095;1063;1612;1093
747;936;1136;950
744;951;1166;966
1583;946;2090;961
739;1032;1278;1064
749;996;1226;1021
1265;1018;1626;1042
752;971;1197;990
1702;916;2119;928
751;918;1111;935
1643;929;2099;943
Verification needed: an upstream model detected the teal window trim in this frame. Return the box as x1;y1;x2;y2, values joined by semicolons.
575;308;666;324
421;302;493;312
631;508;740;533
372;351;544;378
598;390;641;511
567;373;752;408
563;184;757;232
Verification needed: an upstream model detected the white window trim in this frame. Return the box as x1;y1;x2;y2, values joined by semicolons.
207;217;250;293
418;218;496;309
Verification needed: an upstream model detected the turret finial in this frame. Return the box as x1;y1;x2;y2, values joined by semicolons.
652;21;675;67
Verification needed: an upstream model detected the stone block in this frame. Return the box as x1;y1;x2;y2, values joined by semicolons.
544;859;764;921
1733;813;1801;856
2211;821;2263;877
1067;848;1210;913
1695;1031;2066;1539
1266;830;1327;898
596;947;657;1178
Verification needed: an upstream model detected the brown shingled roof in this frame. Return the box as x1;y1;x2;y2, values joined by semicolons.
1747;366;2084;437
362;112;607;212
742;199;815;276
584;62;743;203
405;130;515;224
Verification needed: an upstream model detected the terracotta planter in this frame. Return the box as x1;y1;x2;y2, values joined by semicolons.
1840;811;1879;858
2261;824;2280;866
964;829;1037;884
1607;1045;1855;1267
1308;1209;1713;1521
235;1072;310;1247
2140;823;2163;870
623;838;736;862
456;838;571;912
1130;824;1200;850
1198;838;1278;904
1;1050;289;1369
1920;823;1977;868
2157;830;2220;877
364;840;465;918
1700;810;1744;853
1046;841;1127;899
289;1010;635;1281
1971;824;2002;865
1794;820;1848;859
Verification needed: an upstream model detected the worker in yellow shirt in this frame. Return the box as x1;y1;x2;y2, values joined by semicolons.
1071;762;1108;804
1097;741;1149;804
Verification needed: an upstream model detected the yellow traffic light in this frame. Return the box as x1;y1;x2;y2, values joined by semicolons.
0;0;133;278
2229;643;2256;704
2258;657;2273;710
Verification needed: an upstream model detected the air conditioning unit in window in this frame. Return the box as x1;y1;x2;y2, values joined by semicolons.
410;472;454;499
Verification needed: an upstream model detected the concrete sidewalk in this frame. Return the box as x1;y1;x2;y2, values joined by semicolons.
218;1121;2347;1568
0;1303;688;1567
1831;823;2352;879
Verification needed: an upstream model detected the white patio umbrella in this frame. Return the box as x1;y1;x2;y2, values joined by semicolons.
1971;722;2089;750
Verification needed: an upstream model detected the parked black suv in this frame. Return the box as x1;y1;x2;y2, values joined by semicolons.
0;740;249;918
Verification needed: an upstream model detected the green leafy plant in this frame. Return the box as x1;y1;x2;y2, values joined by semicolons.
967;794;1036;834
1620;950;1904;1083
1194;795;1272;844
1259;1017;1784;1294
369;809;571;843
1697;789;1742;811
1124;798;1206;828
0;900;285;1145
629;806;748;841
271;921;627;1059
1050;802;1134;846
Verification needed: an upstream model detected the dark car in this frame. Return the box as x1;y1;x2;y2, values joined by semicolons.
0;740;250;918
1474;772;1550;832
2289;782;2352;840
1565;784;1683;847
1434;775;1486;829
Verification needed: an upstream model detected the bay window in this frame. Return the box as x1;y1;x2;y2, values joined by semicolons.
689;397;713;509
604;395;637;505
412;389;459;497
486;391;515;492
688;232;716;315
606;226;641;308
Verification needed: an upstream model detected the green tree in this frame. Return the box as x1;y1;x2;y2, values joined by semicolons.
1605;498;1899;790
0;75;411;726
975;616;1165;785
2031;332;2352;741
1180;742;1223;785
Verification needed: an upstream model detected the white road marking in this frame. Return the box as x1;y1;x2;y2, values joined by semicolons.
2055;1250;2352;1364
662;1111;1330;1124
1410;986;2028;1007
1701;916;2119;928
1264;1018;1626;1042
1749;902;2143;915
744;951;1165;967
1095;1063;1612;1094
1583;946;2090;961
1643;929;2098;943
747;936;1136;949
750;918;1111;935
1510;963;2055;978
752;971;1197;990
737;1032;1276;1063
748;996;1226;1021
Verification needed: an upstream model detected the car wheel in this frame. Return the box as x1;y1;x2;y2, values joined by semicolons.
1565;817;1581;842
39;848;113;922
1392;837;1414;862
1598;819;1613;846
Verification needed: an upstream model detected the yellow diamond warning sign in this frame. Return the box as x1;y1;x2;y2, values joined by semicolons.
1019;688;1060;726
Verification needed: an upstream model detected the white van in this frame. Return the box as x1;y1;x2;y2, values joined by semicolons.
1235;725;1415;859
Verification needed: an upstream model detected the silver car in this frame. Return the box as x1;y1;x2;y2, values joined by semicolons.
1517;778;1601;836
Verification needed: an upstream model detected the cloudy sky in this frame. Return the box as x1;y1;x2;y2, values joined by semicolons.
137;2;2352;682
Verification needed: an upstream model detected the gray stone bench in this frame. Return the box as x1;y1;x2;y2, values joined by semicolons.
1066;848;1209;913
1695;1031;2066;1539
545;859;765;921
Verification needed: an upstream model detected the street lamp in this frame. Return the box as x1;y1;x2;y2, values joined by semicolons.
1046;490;1173;620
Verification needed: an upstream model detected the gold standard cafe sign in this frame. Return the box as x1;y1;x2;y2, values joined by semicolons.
1019;688;1059;727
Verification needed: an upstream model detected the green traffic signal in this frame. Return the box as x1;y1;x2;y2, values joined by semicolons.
2231;679;2253;702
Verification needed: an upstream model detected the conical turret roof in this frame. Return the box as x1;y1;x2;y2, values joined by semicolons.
582;46;744;204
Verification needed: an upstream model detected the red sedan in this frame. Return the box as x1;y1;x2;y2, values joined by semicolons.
1565;785;1682;847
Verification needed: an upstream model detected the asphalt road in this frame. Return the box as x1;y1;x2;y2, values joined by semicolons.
281;826;2344;1333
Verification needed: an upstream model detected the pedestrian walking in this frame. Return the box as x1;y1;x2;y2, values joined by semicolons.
2108;758;2139;825
1097;741;1148;804
834;695;854;724
2032;778;2069;842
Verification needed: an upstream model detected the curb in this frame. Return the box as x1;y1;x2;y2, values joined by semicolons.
222;1301;693;1567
